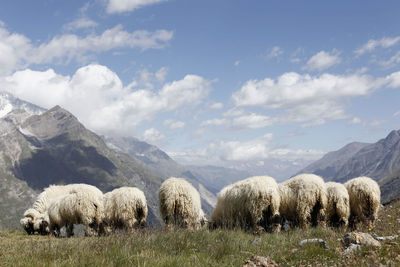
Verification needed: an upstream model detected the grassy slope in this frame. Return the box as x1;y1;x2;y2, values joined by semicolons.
1;200;400;266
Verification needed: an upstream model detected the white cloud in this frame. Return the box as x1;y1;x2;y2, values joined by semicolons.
155;67;168;82
107;0;167;14
168;134;324;165
163;119;185;129
31;25;173;64
234;60;240;67
348;117;363;125
142;128;165;143
393;110;400;117
229;71;400;127
385;71;400;88
380;51;400;67
0;64;212;136
200;118;228;127
355;36;400;55
209;102;223;110
304;50;341;71
267;46;283;59
0;24;173;74
0;26;32;74
64;17;98;31
232;72;376;109
201;111;274;130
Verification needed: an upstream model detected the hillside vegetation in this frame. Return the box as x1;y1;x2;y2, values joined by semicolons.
2;200;400;266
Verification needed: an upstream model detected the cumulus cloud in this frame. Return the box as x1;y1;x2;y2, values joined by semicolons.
31;25;173;64
209;102;223;110
380;51;400;67
0;24;173;74
304;50;341;71
0;64;212;136
266;46;283;60
168;134;324;165
232;72;376;109
63;17;98;31
142;128;165;143
355;36;400;55
163;119;185;129
107;0;167;14
229;71;400;127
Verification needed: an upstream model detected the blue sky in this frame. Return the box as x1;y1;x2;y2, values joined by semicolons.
0;0;400;169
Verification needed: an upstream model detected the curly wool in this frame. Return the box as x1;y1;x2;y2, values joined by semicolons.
20;183;103;234
344;176;381;228
210;176;281;232
159;177;206;229
102;187;148;234
46;189;103;237
279;173;327;229
325;182;350;227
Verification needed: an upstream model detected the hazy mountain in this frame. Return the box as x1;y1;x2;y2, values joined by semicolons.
0;91;45;117
299;142;370;180
104;136;217;212
185;165;251;194
299;130;400;184
379;167;400;203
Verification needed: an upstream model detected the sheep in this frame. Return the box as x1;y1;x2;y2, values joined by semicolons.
210;175;281;233
101;187;148;234
344;176;381;229
43;189;103;237
279;173;327;229
325;182;350;227
159;177;207;230
20;183;103;235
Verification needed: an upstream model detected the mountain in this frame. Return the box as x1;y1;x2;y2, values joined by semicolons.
185;165;251;194
0;106;167;226
299;142;370;180
379;167;400;203
103;136;217;212
0;92;45;117
299;130;400;183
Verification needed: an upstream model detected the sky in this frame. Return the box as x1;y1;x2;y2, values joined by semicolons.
0;0;400;169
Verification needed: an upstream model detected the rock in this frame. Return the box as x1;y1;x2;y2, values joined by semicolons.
251;238;262;245
242;256;278;267
342;232;381;247
299;238;329;249
343;244;361;255
372;234;399;241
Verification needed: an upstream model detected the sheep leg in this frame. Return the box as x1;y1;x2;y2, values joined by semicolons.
66;224;74;237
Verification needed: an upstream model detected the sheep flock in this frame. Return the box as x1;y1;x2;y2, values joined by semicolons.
20;175;381;237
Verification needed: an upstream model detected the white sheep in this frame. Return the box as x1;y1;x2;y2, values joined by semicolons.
159;177;207;230
325;182;350;227
101;187;148;234
344;176;381;228
279;173;327;229
44;189;103;237
20;183;103;235
210;176;281;233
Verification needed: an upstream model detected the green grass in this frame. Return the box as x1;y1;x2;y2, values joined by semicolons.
1;201;400;266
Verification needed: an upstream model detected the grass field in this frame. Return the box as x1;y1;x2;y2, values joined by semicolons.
1;201;400;266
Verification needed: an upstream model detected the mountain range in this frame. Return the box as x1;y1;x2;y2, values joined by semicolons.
298;129;400;203
0;92;239;228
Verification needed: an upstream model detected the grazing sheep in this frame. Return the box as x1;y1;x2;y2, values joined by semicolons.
20;183;103;235
101;187;148;234
279;173;327;229
325;182;350;227
210;176;281;233
344;176;381;228
159;177;207;230
44;189;103;237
